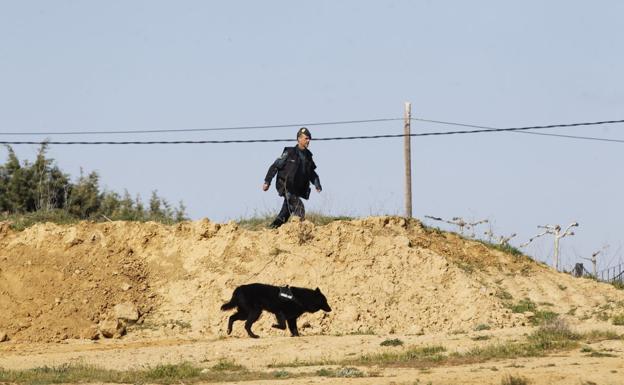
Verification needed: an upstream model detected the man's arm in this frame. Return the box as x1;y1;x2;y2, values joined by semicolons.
308;157;321;192
312;172;323;192
263;151;288;190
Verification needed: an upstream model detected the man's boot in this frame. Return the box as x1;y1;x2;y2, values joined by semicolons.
268;217;285;229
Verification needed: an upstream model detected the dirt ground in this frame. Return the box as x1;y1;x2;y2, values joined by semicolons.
0;217;623;384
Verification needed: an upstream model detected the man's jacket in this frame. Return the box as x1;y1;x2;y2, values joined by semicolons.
264;146;321;199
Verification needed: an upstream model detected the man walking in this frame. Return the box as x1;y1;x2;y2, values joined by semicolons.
263;127;322;228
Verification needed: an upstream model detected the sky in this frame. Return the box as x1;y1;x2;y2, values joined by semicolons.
0;1;623;273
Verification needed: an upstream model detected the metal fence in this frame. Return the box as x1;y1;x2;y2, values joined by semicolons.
598;263;624;283
573;262;624;284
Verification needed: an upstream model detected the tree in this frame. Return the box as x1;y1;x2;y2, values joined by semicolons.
67;169;101;218
4;147;36;212
0;145;187;225
31;143;70;211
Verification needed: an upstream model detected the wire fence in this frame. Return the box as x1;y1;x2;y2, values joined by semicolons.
575;261;624;283
597;262;624;283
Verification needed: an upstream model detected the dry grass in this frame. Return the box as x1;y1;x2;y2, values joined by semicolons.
0;362;306;385
501;373;530;385
236;212;352;230
271;318;621;371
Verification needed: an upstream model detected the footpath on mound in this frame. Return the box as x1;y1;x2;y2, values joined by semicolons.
0;217;622;343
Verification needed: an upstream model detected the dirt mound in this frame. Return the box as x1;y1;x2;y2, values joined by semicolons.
0;217;622;342
0;222;156;342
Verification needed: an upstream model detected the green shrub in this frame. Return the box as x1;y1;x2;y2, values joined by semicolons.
510;298;537;313
528;318;580;350
380;338;404;347
531;310;559;325
612;313;624;326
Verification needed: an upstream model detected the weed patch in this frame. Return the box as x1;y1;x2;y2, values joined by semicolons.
501;373;529;385
531;310;559;325
495;290;513;301
211;359;246;372
0;362;311;384
509;298;537;313
380;338;404;347
316;367;366;378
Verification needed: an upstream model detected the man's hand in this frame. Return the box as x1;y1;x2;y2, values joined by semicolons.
262;183;270;191
316;187;322;193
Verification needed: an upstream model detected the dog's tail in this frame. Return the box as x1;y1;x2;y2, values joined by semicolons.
220;293;238;311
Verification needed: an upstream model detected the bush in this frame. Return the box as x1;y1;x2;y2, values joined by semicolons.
380;338;404;347
528;318;579;350
510;298;537;313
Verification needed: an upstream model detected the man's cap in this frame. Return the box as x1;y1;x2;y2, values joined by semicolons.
297;127;311;139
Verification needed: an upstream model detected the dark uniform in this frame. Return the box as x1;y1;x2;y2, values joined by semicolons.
264;128;321;228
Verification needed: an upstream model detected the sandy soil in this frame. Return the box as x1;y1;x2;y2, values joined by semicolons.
0;217;623;384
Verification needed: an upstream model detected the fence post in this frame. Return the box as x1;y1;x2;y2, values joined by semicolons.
404;102;412;218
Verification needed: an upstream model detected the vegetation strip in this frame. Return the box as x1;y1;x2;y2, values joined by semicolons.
0;362;310;384
270;322;621;369
0;361;377;384
0;322;620;384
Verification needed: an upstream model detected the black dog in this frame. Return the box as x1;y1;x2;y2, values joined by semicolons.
220;283;331;338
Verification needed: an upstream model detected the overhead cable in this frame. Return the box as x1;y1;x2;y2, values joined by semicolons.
412;118;624;132
0;118;622;145
413;118;624;143
0;118;404;136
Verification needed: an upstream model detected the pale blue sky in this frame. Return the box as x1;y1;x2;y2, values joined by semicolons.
1;1;623;272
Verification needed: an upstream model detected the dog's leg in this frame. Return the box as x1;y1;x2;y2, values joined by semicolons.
244;308;262;338
286;318;299;337
227;311;247;335
272;313;287;330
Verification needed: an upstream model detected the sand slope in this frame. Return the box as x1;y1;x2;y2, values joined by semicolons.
1;217;622;343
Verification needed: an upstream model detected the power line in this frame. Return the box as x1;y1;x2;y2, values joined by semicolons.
2;116;622;137
0;118;622;145
412;117;624;131
514;131;624;143
413;118;624;143
0;118;404;136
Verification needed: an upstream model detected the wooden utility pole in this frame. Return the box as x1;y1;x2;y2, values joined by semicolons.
404;102;412;218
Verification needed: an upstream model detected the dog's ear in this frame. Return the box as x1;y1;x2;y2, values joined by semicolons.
315;287;320;293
